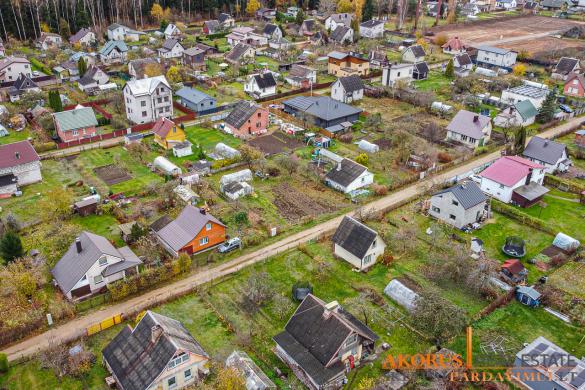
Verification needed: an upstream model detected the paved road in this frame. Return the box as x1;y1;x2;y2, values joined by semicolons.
3;116;583;362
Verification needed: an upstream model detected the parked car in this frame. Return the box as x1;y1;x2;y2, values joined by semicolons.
218;237;241;253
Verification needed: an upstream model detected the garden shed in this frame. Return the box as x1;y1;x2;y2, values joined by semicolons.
383;279;419;312
516;286;541;307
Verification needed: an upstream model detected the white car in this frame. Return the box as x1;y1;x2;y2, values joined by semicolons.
32;71;40;77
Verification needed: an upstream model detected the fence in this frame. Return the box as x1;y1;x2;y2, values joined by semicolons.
86;314;123;336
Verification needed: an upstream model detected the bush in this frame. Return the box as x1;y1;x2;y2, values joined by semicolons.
437;152;453;163
338;133;353;143
34;141;57;153
435;33;448;46
0;353;8;372
372;184;388;196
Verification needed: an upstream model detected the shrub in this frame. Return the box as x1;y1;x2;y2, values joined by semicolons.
435;33;448;46
338;133;353;143
372;184;388;196
437;152;453;163
34;141;57;153
0;353;8;373
355;153;369;166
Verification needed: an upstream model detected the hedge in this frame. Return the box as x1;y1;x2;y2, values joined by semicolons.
544;174;585;194
491;201;556;235
29;57;52;75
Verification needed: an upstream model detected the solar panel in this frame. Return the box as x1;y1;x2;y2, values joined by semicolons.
525;342;548;357
570;370;585;388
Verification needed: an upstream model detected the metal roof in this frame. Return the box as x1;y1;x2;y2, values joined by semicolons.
176;87;214;105
433;181;487;210
522;136;567;165
53;107;98;132
477;45;513;55
506;84;549;99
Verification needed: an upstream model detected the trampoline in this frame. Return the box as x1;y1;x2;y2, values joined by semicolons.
502;236;526;258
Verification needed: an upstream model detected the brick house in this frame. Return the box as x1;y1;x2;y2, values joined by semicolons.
564;73;585;97
224;101;269;138
53;106;99;142
327;51;370;77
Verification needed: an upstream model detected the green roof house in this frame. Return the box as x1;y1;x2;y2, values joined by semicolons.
53;105;99;142
494;100;538;128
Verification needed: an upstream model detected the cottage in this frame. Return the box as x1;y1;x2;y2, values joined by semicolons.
516;286;541;307
35;32;63;50
299;19;315;36
273;294;378;390
203;20;221;35
74;197;98;217
224;101;269;138
152;117;186;150
453;53;473;76
226;351;276;390
0;141;41;194
244;72;277;98
475;45;517;70
0;56;31;82
325;13;353;31
478;156;546;204
173;141;193;158
220;169;254;200
564;73;585;97
218;12;235;27
128;58;162;80
263;23;282;40
381;63;414;87
123;75;173;124
152;205;226;256
102;311;209;390
51;231;142;300
500;259;527;284
501;83;549;109
428;181;487;229
158;38;184;59
69;28;96;46
182;47;206;70
412;61;429;80
522;136;571;174
99;40;128;65
332;216;386;271
164;23;181;39
494;99;538;128
442;36;467;55
53;106;99;142
225;43;256;65
369;50;388;68
446;110;492;148
331;75;364;103
226;27;267;47
107;23;144;41
77;66;110;92
256;8;277;20
402;45;426;63
552;57;580;80
523;1;539;13
325;158;374;193
283;96;362;129
176;87;216;114
285;64;317;88
330;26;354;44
359;19;385;38
327;51;370;77
8;74;40;102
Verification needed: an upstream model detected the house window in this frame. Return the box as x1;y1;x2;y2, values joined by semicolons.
94;275;103;284
363;254;372;264
184;369;192;380
499;184;504;189
199;237;209;246
452;200;459;206
141;101;146;107
142;111;147;117
372;239;376;248
168;353;189;369
72;130;79;136
344;334;358;347
165;107;170;112
449;214;456;220
432;206;440;213
98;257;108;266
159;108;164;114
157;97;162;103
164;96;169;102
167;377;176;388
206;222;212;231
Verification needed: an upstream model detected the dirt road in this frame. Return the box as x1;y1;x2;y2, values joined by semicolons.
3;117;582;362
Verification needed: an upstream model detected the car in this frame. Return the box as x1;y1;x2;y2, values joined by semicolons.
32;71;40;76
218;237;241;253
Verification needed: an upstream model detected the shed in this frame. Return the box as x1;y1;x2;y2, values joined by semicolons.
552;232;580;252
383;279;419;312
357;139;379;153
223;181;253;200
511;182;549;208
153;156;182;176
516;285;541;307
118;221;138;243
220;169;253;190
172;141;193;158
226;351;276;390
73;197;98;216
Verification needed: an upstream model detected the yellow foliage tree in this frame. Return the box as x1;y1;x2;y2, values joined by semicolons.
144;62;163;77
337;0;353;13
246;0;261;15
416;37;429;52
513;64;527;76
166;66;181;83
40;22;51;33
163;7;171;19
150;3;164;21
354;0;365;21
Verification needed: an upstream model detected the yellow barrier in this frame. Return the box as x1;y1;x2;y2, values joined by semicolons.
86;314;123;336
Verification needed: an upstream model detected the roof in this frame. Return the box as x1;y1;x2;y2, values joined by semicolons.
301;19;315;31
225;101;262;129
225;43;253;62
522;136;566;165
446;110;491;139
176;87;214;105
12;73;38;92
289;64;314;78
0;56;30;71
155;205;225;252
283;96;362;121
226;351;276;389
502;259;526;275
554;57;579;75
150;215;173;232
513;181;549;201
516;285;541;300
505;84;549;99
107;23;126;31
102;310;208;390
369;50;387;62
360;19;384;28
433;181;487;210
128;58;161;78
151;117;177;138
204;20;220;32
218;13;233;23
160;38;182;52
325;158;368;187
337;75;364;93
183;46;205;57
330;25;351;42
455;53;472;66
480;156;544;186
404;44;426;58
252;72;277;89
69;28;92;43
514;99;538;121
53;107;98;132
327;13;353;26
124;75;170;96
78;66;107;86
0;140;39;169
332;216;378;259
442;36;466;51
566;73;585;89
328;50;349;60
99;40;128;56
51;231;141;294
477;45;513;55
263;23;279;35
413;61;429;74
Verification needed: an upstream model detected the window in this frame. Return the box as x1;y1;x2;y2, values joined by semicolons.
164;96;169;102
72;130;78;136
499;184;504;189
94;275;103;284
449;214;456;220
157;97;162;103
432;206;440;213
142;111;147;117
98;257;108;266
199;237;209;246
452;200;459;206
184;369;192;380
372;239;376;248
168;353;189;369
165;106;170;112
363;254;372;264
397;71;401;77
159;108;164;114
344;334;358;347
167;377;176;388
205;222;212;231
141;100;146;107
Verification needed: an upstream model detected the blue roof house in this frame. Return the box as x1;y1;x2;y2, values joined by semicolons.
175;87;217;114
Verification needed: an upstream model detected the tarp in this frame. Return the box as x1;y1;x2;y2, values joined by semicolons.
357;140;379;153
552;232;580;251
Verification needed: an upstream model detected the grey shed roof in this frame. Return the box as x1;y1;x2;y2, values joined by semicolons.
176;87;214;105
225;101;262;129
446;110;491;139
284;96;362;121
522;136;567;165
512;182;549;201
53;107;98;132
330;25;351;42
506;84;549;99
514;99;538;121
332;216;377;259
517;285;541;300
337;75;364;93
404;44;426;58
155;205;225;252
160;38;182;52
433;181;487;210
360;19;384;28
325;158;368;187
102;310;208;390
263;23;279;35
226;43;253;62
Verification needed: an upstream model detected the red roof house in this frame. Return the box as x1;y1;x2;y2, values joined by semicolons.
0;140;42;194
501;259;528;284
442;37;467;54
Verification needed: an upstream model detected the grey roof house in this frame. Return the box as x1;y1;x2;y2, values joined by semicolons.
332;216;386;271
51;231;142;300
175;87;216;113
446;110;492;148
325;158;374;194
522;136;571;174
283;96;362;129
428;181;487;229
8;73;40;102
402;44;426;63
102;310;209;390
552;57;580;80
331;75;364;104
330;25;353;44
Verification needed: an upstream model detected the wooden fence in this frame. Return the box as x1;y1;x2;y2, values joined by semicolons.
86;314;123;336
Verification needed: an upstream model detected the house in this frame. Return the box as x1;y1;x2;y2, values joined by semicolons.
218;12;235;27
478;156;546;204
263;23;282;40
446;110;492;148
576;129;585;148
325;13;353;31
220;169;254;200
203;20;221;35
74;197;98;217
299;19;315;36
564;73;585;97
523;1;539;13
461;3;481;16
428;181;487;229
77;66;110;92
123;75;173;124
496;0;517;9
244;72;277;98
152;205;226;256
268;37;292;51
369;50;388;68
283;96;363;129
513;337;585;390
102;311;209;390
540;0;572;9
128;58;162;80
325;158;374;193
8;74;40;102
442;36;466;55
58;60;80;80
53;105;98;142
99;40;128;65
330;26;354;44
453;53;473;76
522;136;571;174
273;294;378;390
285;6;299;17
51;231;142;300
152;117;186;149
107;23;144;41
331;75;364;103
285;64;317;88
0;141;41;194
381;63;414;87
327;51;369;77
402;45;426;63
311;31;327;45
195;42;219;56
176;87;216;114
552;57;580;80
224;100;269;138
69;28;96;46
494;99;538;128
226;27;267;47
0;56;32;82
226;351;276;390
35;32;63;50
225;43;256;65
359;19;385;39
332;216;386;271
256;8;276;20
158;39;184;59
516;286;541;307
475;45;517;70
501;84;549;109
182;47;206;70
500;259;527;284
412;61;429;80
164;23;181;39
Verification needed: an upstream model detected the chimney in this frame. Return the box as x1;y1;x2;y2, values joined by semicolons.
544;139;549;147
200;208;206;214
323;300;340;319
151;325;163;343
15;152;20;160
75;237;82;253
336;162;342;171
473;115;479;123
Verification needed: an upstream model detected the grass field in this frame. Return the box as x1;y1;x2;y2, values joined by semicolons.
182;125;241;152
548;262;585;300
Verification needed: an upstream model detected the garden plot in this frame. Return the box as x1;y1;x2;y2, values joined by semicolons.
271;183;339;222
93;164;132;185
549;262;585;300
247;133;305;155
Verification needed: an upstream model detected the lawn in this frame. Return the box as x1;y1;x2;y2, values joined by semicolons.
414;70;454;100
548;261;585;300
0;128;32;145
182;125;241;152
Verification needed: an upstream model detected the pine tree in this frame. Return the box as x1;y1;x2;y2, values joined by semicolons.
48;90;63;112
445;59;454;78
0;231;24;264
295;8;306;25
514;127;527;154
77;57;87;78
362;0;374;22
537;90;556;124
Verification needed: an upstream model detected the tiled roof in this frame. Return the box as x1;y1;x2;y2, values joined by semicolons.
554;57;579;76
337;75;364;93
151;117;176;138
332;216;377;259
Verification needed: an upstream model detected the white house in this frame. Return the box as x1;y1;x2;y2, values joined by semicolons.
476;45;517;70
77;66;110;92
325;13;353;31
501;83;549;109
331;75;364;103
453;53;473;76
69;28;97;46
428;181;488;229
158;39;185;59
35;32;63;50
446;110;492;148
493;100;538;128
0;56;32;82
359;19;385;38
99;40;128;65
402;45;426;63
51;231;142;300
0;141;41;195
285;64;317;87
164;23;181;39
332;216;386;271
123;75;174;124
244;72;277;98
262;23;283;40
325;158;374;193
329;26;354;44
107;23;145;41
478;156;545;203
522;136;571;174
551;57;581;81
381;63;414;87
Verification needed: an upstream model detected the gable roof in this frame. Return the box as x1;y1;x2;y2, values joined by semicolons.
554;57;579;76
289;64;314;78
124;75;170;96
480;156;544;186
155;205;225;252
283;96;362;121
160;38;182;52
204;20;220;32
325;158;368;187
0;56;30;71
301;19;315;31
12;73;38;92
442;36;466;51
516;285;541;300
151;117;177;138
502;259;526;275
330;25;351;42
69;28;93;44
522;136;567;165
447;110;491;139
53;107;98;131
226;43;253;62
327;13;353;26
404;44;426;58
566;72;585;89
176;87;214;105
252;72;277;89
514;99;538;121
102;310;208;390
218;13;233;24
337;75;364;93
225;101;262;129
433;181;487;210
413;61;429;74
78;66;107;86
332;216;378;259
454;53;472;66
107;23;126;31
0;140;40;169
263;23;279;35
99;40;128;56
360;19;384;28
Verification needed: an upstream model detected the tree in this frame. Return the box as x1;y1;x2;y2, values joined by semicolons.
143;62;163;78
514;127;527;154
319;0;338;13
246;0;261;15
77;57;87;78
513;64;526;77
345;293;378;326
48;90;63;112
295;7;305;25
445;58;454;78
160;19;169;31
242;271;274;310
0;231;24;263
166;66;181;83
204;366;246;390
128;222;146;242
355;153;369;166
238;144;262;169
177;253;192;273
0;353;8;373
59;18;70;38
337;0;354;12
275;154;299;175
536;90;556;124
150;3;164;22
234;211;249;227
362;0;374;21
38;187;73;222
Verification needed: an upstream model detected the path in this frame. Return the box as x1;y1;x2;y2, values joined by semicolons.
3;116;583;362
